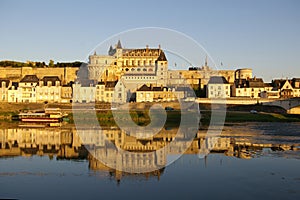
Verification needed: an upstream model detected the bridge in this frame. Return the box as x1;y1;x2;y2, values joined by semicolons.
262;98;300;114
196;97;300;114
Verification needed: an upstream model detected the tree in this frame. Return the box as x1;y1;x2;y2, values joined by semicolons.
49;60;54;67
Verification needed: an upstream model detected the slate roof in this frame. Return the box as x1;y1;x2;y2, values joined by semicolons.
157;51;167;61
40;76;61;86
235;77;266;88
137;84;151;91
105;81;118;88
20;75;39;83
208;76;229;84
248;78;264;88
116;40;122;49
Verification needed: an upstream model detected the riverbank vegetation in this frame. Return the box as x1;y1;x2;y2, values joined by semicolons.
1;102;300;125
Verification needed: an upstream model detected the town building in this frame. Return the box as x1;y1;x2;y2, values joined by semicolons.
292;78;300;97
72;81;96;103
113;80;127;103
61;84;73;103
0;79;11;102
231;68;281;99
7;82;19;102
232;77;273;98
18;75;39;102
136;84;184;102
95;81;117;103
272;79;300;98
36;76;61;103
207;76;231;98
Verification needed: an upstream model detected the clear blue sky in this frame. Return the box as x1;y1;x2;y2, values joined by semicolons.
1;0;299;81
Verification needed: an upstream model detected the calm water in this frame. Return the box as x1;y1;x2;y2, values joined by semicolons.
1;122;300;200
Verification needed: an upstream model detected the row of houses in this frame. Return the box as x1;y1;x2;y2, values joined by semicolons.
207;75;300;99
0;75;127;103
1;73;300;104
0;74;192;103
0;75;72;103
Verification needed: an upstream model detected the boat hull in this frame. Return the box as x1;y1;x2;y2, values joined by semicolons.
20;118;61;123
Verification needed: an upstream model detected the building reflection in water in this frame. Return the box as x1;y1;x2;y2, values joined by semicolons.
1;125;300;181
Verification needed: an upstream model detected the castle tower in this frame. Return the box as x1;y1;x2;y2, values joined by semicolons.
156;49;168;86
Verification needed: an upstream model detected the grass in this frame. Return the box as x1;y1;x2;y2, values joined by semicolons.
67;110;182;126
200;111;300;125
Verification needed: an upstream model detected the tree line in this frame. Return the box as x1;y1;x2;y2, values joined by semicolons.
0;60;85;68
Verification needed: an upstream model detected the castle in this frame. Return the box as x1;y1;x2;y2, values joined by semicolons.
0;40;299;103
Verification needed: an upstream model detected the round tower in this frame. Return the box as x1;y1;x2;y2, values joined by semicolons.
235;68;252;80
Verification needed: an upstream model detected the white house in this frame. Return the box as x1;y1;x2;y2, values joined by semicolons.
73;81;96;103
0;79;11;102
18;75;39;103
207;76;230;98
36;76;61;103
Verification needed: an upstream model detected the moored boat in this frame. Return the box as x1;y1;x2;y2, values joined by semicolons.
18;108;65;123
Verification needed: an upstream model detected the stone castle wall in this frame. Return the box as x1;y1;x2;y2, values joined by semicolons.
0;67;79;83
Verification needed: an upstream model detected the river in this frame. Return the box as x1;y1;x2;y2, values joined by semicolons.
0;122;300;199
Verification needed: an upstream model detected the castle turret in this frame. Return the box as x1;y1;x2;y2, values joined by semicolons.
116;40;123;58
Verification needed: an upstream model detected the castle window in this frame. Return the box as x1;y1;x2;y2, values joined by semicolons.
125;68;129;72
143;68;147;72
137;68;141;72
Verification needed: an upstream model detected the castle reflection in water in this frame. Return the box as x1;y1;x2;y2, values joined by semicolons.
1;124;300;181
